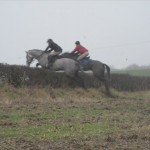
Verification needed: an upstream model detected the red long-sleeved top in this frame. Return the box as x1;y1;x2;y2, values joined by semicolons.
73;45;88;54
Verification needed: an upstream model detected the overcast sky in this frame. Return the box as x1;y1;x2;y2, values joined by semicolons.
0;0;150;69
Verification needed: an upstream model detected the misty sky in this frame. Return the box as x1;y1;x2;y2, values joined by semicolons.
0;0;150;69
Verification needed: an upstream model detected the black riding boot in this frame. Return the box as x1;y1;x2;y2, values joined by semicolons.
48;59;53;69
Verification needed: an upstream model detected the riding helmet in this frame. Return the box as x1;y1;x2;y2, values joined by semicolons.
47;39;53;43
75;41;80;45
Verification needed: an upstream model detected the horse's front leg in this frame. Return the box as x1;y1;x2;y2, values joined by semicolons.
67;71;85;89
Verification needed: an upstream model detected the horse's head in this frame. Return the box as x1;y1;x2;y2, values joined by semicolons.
26;51;34;67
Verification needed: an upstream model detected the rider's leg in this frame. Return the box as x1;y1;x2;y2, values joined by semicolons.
77;51;89;60
48;51;61;68
76;52;89;70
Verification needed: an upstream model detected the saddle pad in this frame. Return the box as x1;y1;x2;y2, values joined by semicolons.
81;57;90;66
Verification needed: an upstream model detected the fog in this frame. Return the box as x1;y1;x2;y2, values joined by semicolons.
0;0;150;69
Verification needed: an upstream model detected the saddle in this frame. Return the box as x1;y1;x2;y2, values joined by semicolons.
80;57;90;66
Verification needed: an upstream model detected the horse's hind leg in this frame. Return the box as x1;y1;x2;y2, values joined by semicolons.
94;74;110;95
103;79;110;95
66;71;85;88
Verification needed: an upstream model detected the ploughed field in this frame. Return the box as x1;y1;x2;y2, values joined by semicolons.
0;86;150;150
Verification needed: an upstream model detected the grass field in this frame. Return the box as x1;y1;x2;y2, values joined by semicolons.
112;68;150;77
0;85;150;150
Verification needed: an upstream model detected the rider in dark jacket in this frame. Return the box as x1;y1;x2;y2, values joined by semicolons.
45;39;62;67
45;39;62;54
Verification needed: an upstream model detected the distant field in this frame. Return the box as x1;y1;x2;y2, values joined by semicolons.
112;68;150;77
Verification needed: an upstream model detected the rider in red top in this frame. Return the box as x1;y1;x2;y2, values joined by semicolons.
71;41;89;61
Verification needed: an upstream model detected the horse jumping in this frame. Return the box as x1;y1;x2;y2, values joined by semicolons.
26;49;85;88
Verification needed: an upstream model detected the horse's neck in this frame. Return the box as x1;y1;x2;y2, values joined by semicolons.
29;50;43;58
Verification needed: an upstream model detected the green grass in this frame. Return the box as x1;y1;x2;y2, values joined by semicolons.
0;107;118;139
0;122;119;140
0;104;121;139
0;102;149;140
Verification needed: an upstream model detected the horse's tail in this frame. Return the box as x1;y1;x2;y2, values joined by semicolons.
103;64;110;79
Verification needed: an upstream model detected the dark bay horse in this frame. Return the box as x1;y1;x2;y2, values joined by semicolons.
59;52;111;95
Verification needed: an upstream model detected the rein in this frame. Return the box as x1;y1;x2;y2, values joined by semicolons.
34;52;45;59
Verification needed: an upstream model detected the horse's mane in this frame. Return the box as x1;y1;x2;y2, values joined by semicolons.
61;52;70;55
59;52;70;58
59;52;79;59
29;49;44;52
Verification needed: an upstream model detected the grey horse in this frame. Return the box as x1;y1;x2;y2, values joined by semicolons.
26;49;85;87
60;52;111;95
